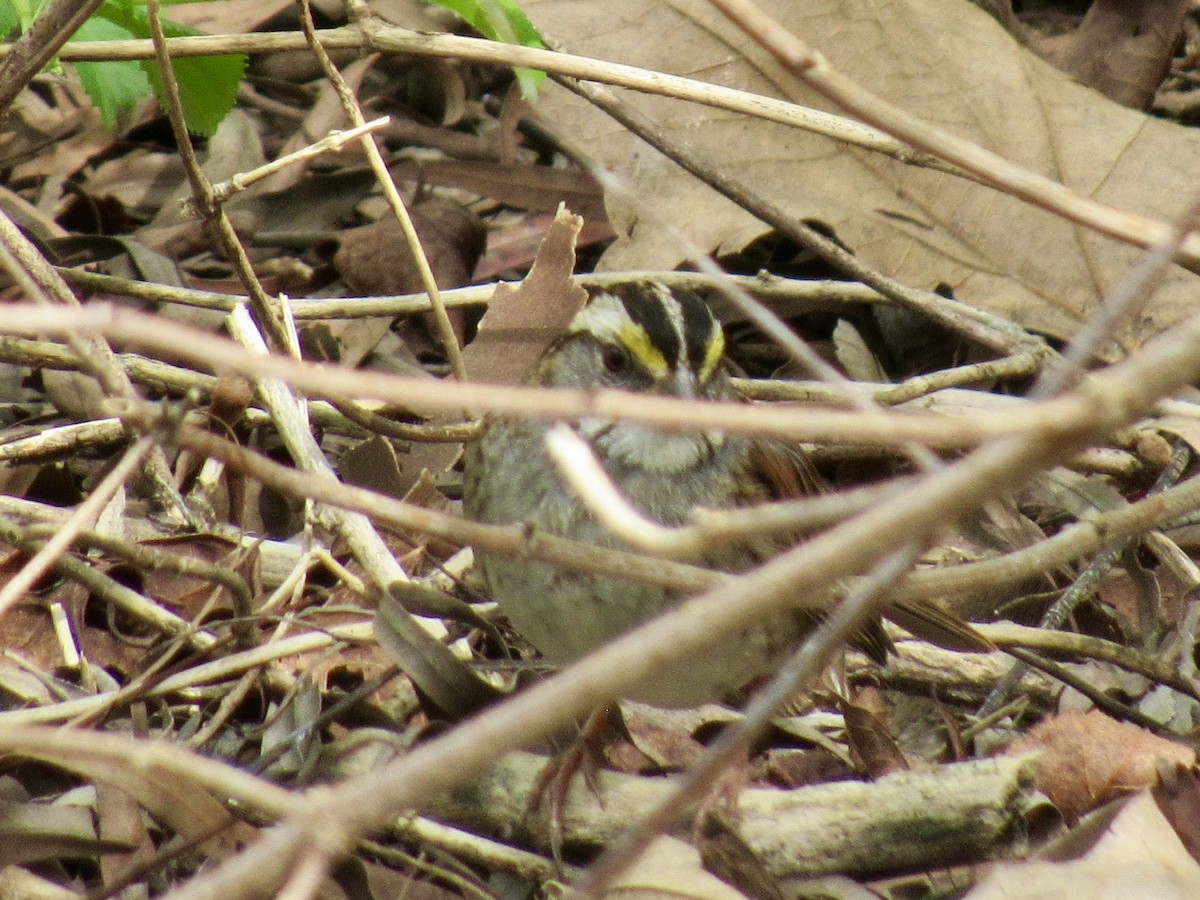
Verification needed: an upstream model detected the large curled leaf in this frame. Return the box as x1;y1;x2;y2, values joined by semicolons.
522;0;1200;357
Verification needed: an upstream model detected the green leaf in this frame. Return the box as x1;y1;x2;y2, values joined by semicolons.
66;0;244;135
2;0;63;74
0;0;22;34
73;15;152;128
429;0;545;98
0;0;39;32
136;17;245;137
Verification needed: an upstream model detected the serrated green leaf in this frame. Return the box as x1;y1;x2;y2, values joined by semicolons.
70;0;244;135
119;10;244;136
137;19;246;137
73;15;152;128
482;0;543;47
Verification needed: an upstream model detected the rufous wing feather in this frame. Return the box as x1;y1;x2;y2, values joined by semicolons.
748;440;993;655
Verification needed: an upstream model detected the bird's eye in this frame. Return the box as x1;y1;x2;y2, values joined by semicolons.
601;344;631;374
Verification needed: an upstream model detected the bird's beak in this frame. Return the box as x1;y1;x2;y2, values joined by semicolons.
662;368;698;399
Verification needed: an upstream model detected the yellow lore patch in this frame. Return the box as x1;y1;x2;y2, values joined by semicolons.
699;320;724;383
617;322;669;379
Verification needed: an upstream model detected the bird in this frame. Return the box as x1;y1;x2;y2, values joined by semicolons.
462;280;987;708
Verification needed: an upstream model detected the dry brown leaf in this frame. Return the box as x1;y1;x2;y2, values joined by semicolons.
362;860;464;900
967;790;1200;899
523;0;1200;356
79;149;185;220
617;700;724;771
0;866;83;899
0;576;155;681
6;100;110;186
338;434;407;498
253;55;378;196
831;318;888;383
95;782;154;889
1154;764;1200;865
462;205;587;386
476;214;614;281
29;751;255;860
1042;0;1189;110
334;197;486;297
144;110;266;232
41;369;109;423
1007;709;1195;820
608;835;752;900
1152;416;1200;460
168;0;293;33
0;799;122;866
390;159;609;220
370;209;578;486
841;696;908;778
698;813;787;900
1097;562;1190;634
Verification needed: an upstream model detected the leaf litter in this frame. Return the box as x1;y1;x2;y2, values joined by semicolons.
1;0;1200;896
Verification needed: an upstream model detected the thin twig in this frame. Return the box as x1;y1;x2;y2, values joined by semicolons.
529;95;951;478
0;302;1171;448
978;439;1191;717
295;0;467;383
0;519;221;652
0;434;157;617
1002;647;1169;730
0;0;105;114
56;268;894;317
0;620;374;726
0;726;299;817
1033;191;1200;397
144;0;290;353
148;289;1200;899
547;424;907;554
978;622;1200;704
149;415;1200;605
33;22;1200;268
39;26;961;176
550;74;1037;360
0;208;193;523
580;544;926;893
705;0;1200;270
545;424;700;557
0;418;127;462
205;116;390;206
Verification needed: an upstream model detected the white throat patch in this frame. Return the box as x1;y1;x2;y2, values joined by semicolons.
580;418;719;473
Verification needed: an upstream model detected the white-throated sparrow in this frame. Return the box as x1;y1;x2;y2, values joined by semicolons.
463;281;983;707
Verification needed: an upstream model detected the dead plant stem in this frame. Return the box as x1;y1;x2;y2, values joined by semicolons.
144;0;290;354
0;302;1163;447
705;0;1200;270
28;22;1200;269
0;209;193;523
295;0;467;382
551;74;1033;358
0;434;156;617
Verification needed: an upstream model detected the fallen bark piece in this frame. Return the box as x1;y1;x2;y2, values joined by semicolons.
431;750;1044;879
